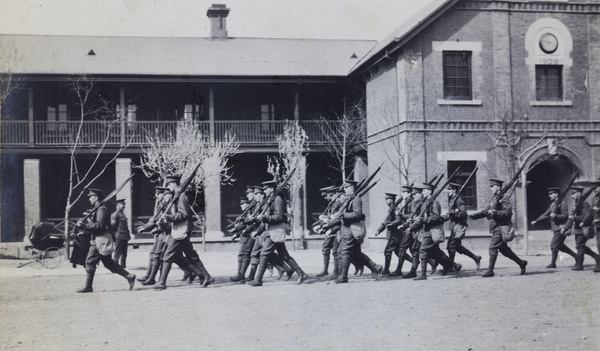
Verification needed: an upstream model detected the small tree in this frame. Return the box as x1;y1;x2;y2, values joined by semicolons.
320;101;366;181
269;120;309;249
63;76;131;258
0;38;23;117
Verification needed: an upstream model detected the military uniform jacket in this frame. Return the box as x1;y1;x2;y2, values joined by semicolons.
403;199;423;232
564;199;592;235
376;203;398;239
340;196;364;236
324;195;345;233
165;192;192;235
111;210;131;240
264;195;288;226
82;205;110;238
410;198;443;237
448;195;468;229
533;200;568;232
593;194;600;228
471;194;512;233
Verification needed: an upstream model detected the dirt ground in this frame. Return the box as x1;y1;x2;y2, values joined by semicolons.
0;245;598;351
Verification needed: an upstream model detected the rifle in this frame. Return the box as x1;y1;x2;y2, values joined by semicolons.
74;173;135;235
331;167;382;219
408;166;461;226
159;160;203;223
558;170;580;204
444;165;478;221
313;192;341;233
138;200;167;234
376;182;415;236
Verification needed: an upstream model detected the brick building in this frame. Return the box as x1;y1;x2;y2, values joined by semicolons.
352;0;600;253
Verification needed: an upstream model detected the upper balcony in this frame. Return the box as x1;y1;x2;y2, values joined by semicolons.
0;119;342;148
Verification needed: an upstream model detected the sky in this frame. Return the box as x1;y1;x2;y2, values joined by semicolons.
0;0;437;41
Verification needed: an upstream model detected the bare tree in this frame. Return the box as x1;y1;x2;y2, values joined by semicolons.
0;38;23;117
63;76;132;258
268;120;309;249
319;100;366;181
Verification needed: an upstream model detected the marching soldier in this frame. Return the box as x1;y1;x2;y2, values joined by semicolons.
470;179;527;277
401;186;424;278
386;185;414;276
230;190;255;282
111;198;130;268
562;184;600;271
530;187;576;268
412;182;461;280
316;186;339;277
247;180;308;286
376;193;400;275
155;175;214;290
137;186;167;283
335;180;383;284
446;182;481;269
76;188;136;293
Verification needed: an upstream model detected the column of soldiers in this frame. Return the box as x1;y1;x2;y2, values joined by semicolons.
74;170;600;293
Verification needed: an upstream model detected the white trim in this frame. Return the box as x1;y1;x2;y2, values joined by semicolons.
432;41;482;52
529;100;573;106
437;99;482;106
437;151;487;163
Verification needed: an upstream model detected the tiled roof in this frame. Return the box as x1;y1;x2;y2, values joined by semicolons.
0;34;375;77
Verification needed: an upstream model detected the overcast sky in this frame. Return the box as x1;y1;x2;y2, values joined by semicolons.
0;0;436;41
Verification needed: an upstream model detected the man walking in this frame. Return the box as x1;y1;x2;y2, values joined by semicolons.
562;185;600;271
446;182;481;269
111;198;130;268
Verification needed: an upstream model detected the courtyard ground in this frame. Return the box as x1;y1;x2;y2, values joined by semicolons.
0;245;598;351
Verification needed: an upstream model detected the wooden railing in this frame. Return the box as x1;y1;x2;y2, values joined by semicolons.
2;119;598;148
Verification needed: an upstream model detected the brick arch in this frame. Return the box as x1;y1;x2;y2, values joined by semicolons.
525;18;573;67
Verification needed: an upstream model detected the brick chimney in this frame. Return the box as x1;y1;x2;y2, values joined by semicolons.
207;4;230;39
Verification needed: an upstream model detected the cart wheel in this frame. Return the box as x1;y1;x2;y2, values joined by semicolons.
42;247;63;269
31;252;44;270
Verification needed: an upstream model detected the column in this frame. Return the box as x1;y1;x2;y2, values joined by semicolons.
203;172;223;240
23;159;41;245
115;158;133;237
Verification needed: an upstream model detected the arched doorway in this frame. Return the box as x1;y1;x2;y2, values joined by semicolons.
526;154;579;231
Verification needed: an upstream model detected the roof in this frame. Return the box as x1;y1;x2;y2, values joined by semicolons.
0;34;375;77
349;0;458;74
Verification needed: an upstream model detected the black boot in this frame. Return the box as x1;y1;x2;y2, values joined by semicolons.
286;257;309;284
155;262;172;290
448;251;456;264
141;260;160;285
317;253;330;277
230;258;244;282
403;257;419;278
335;257;350;284
247;257;268;287
482;255;497;277
572;254;584;271
389;253;406;277
115;264;136;290
331;255;340;280
547;251;558;268
504;248;527;275
561;246;577;259
246;264;257;283
77;272;95;293
414;259;427;280
192;260;214;288
383;255;391;275
429;259;438;273
236;257;251;282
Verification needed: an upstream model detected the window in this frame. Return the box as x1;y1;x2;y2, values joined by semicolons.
184;104;200;120
535;65;562;101
447;160;477;210
47;106;56;131
261;104;275;132
443;51;472;100
127;104;137;131
47;104;68;132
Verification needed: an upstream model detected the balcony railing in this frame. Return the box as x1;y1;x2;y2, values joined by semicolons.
0;119;343;147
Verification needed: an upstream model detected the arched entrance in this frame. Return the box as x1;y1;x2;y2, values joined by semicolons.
526;154;580;231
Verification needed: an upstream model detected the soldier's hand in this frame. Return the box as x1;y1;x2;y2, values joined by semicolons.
531;220;536;226
550;213;556;218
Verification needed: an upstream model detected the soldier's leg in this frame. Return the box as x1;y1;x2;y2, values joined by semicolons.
483;236;501;277
383;238;394;274
455;238;482;268
404;239;421;278
336;234;356;283
317;235;334;277
231;236;248;281
572;234;587;270
498;243;527;275
331;236;340;277
77;245;100;293
180;238;213;287
246;236;262;282
99;255;136;290
248;236;277;286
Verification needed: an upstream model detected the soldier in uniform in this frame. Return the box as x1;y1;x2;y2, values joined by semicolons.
470;179;527;277
111;198;130;268
446;182;481;269
334;180;383;284
386;185;414;276
530;187;576;268
137;186;166;282
400;186;424;278
562;185;600;271
155;175;214;290
316;186;339;278
247;180;308;286
76;188;136;293
230;191;255;282
413;182;462;280
376;193;402;275
591;182;600;272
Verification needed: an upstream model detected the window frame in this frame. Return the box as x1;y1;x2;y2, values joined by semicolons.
442;51;473;101
447;160;478;210
535;65;563;101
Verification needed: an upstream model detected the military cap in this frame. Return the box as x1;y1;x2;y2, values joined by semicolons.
385;193;397;200
422;182;436;191
240;197;249;204
547;187;561;194
489;179;504;187
254;186;264;194
343;180;358;188
115;198;126;204
87;188;104;197
401;185;412;193
262;179;277;188
411;186;423;194
570;185;584;193
165;175;181;185
320;185;336;193
447;182;461;190
246;186;255;193
155;186;167;193
163;188;174;195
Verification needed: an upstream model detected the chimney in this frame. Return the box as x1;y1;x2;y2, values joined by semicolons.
207;4;230;39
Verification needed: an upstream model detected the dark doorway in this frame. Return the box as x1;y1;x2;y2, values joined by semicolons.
526;154;579;230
